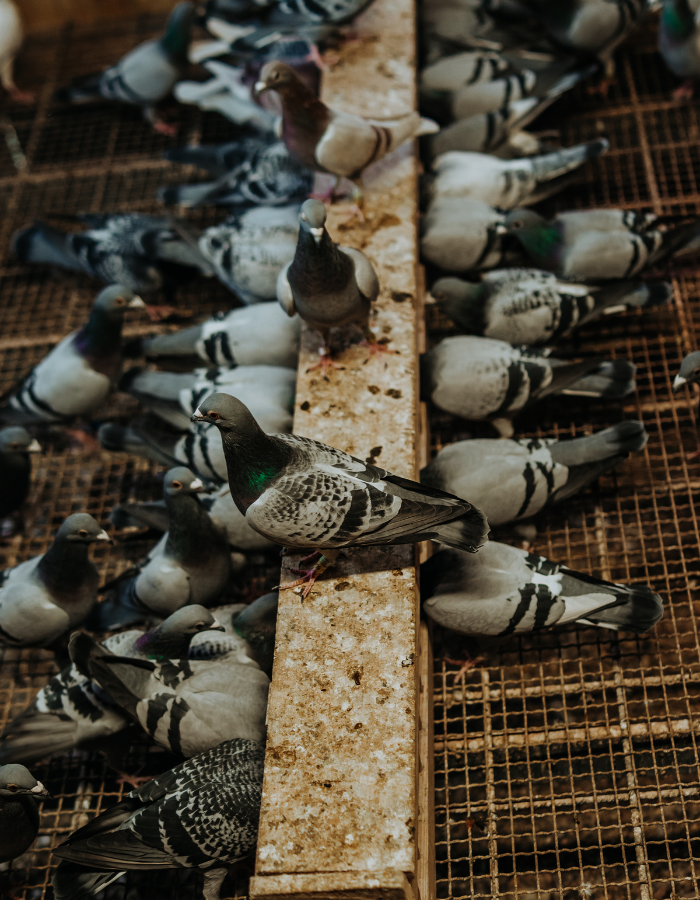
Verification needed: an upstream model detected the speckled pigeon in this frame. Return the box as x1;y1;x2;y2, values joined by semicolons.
191;392;489;596
0;286;144;426
430;270;671;345
0;606;223;768
421;336;636;436
0;765;50;864
421;421;648;527
52;739;264;900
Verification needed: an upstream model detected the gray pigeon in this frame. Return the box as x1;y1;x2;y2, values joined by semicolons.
191;393;490;596
12;216;181;293
539;0;645;64
0;426;41;532
0;286;144;426
421;421;648;527
504;207;700;280
94;468;232;630
0;765;50;864
659;0;700;98
430;269;672;345
159;138;315;208
427;140;609;209
0;514;111;651
674;350;700;391
137;301;301;368
421;198;507;273
422;542;664;639
277;199;382;371
54;2;195;132
202;592;279;672
421;336;636;436
71;630;269;755
0;606;224;768
121;363;296;432
52;739;263;900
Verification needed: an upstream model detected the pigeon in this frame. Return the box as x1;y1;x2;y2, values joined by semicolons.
674;350;700;391
136;301;301;368
429;270;672;345
202;0;376;27
0;513;111;651
70;630;270;755
277;199;383;372
12;215;194;294
421;421;648;527
159;138;314;207
121;363;296;432
422;543;664;644
538;0;645;64
110;483;277;551
51;739;264;900
420;51;535;123
0;765;50;864
504;207;700;280
254;62;438;188
198;204;300;303
0;0;33;104
659;0;700;99
195;591;279;671
191;393;489;595
0;427;41;532
421;198;508;273
421;336;636;436
94;468;233;629
0;606;224;768
426;140;609;209
426;65;596;157
0;286;144;426
54;2;195;133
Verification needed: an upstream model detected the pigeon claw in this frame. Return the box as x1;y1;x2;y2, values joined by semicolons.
445;654;483;683
152;119;179;137
306;350;345;379
116;770;153;790
673;80;695;102
279;568;321;599
360;333;398;362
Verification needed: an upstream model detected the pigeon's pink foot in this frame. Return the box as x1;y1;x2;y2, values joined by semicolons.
152;119;179;136
279;550;339;597
7;86;35;104
307;43;330;72
297;549;323;566
674;80;695;102
360;333;398;362
445;654;483;684
66;429;102;454
116;770;153;790
145;304;178;322
306;349;345;379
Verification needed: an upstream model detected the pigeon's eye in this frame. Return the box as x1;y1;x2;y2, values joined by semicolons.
9;443;19;449
208;411;221;420
6;784;18;791
78;529;88;537
510;220;524;230
171;480;183;489
113;297;126;306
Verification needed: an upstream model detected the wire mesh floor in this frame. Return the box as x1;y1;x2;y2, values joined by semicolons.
0;10;699;900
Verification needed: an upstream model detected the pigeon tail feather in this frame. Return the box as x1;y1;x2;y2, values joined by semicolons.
52;861;125;900
0;716;81;766
576;582;664;634
12;222;83;272
561;359;636;399
432;505;489;553
384;113;439;154
550;420;647;468
529;138;610;184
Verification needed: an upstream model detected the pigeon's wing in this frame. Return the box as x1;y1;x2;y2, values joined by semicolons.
0;565;70;647
314;110;385;178
276;263;297;316
340;246;380;304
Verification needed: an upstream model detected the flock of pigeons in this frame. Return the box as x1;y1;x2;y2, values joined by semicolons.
0;0;700;897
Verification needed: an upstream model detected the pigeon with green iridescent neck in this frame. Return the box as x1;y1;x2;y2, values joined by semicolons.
94;468;232;630
421;336;636;437
0;765;50;865
52;739;264;900
0;514;111;652
421;421;647;527
54;2;195;133
0;285;144;426
429;270;671;345
504;207;700;280
0;606;223;768
191;393;489;597
659;0;700;99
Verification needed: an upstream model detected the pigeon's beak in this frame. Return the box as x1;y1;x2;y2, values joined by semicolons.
191;407;207;423
30;781;51;799
310;227;323;245
495;224;509;235
129;296;146;309
210;618;226;632
424;294;437;306
27;438;42;453
189;477;205;493
254;80;268;94
673;374;687;391
94;530;113;544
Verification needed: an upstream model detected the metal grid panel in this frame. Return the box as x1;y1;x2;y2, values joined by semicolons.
0;16;276;900
429;17;700;900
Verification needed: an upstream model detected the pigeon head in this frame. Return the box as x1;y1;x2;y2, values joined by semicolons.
161;1;195;60
136;605;225;658
55;513;112;544
300;199;328;245
504;209;557;261
430;277;484;334
255;61;306;97
191;392;262;434
93;284;146;320
0;426;41;455
0;764;50;799
159;605;225;636
163;467;210;498
674;351;700;389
